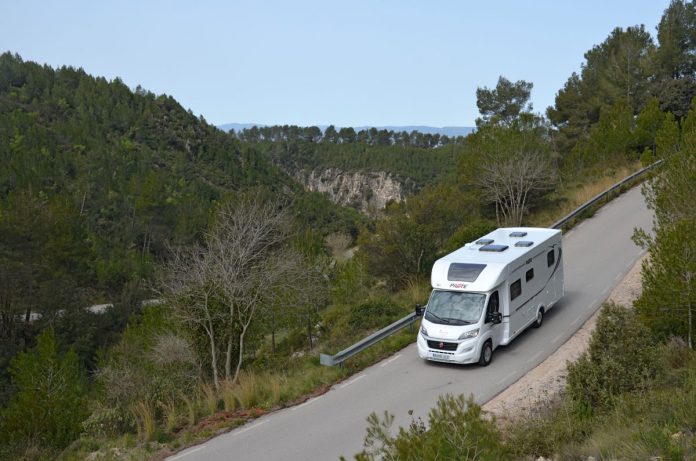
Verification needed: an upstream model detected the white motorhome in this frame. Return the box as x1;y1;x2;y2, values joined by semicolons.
416;227;563;366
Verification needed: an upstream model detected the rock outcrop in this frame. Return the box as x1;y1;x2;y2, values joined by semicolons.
293;168;414;214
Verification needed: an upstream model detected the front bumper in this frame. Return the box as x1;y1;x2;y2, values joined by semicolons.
416;333;481;364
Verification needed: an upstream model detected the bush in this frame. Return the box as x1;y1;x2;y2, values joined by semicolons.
81;406;130;438
566;302;660;412
352;394;507;461
0;328;87;452
348;299;402;332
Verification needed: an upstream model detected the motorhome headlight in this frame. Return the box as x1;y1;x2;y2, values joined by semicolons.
458;328;479;340
420;324;429;337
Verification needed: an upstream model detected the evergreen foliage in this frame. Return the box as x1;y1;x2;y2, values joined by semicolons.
352;394;507;461
566;303;659;412
0;328;87;455
0;52;360;404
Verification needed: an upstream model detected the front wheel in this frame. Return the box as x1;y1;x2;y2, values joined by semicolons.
533;308;544;328
478;340;493;366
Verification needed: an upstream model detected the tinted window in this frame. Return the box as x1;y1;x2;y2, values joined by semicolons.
547;249;555;267
487;291;499;314
510;279;522;301
447;263;486;282
526;268;534;282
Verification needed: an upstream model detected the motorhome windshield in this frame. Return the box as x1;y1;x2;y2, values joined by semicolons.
425;290;486;325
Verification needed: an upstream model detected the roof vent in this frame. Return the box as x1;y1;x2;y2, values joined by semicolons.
479;244;509;252
475;238;494;245
509;231;527;237
515;241;534;247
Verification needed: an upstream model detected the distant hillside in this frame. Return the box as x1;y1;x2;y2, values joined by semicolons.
218;123;474;137
0;52;362;310
217;122;267;133
354;126;474;137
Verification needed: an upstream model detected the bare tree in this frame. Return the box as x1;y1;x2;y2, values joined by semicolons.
463;115;555;226
158;193;321;386
206;194;295;384
157;243;223;388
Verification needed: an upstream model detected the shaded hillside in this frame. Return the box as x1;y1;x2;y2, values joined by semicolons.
0;52;361;399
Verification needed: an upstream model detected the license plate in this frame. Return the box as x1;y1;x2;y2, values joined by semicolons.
430;352;451;361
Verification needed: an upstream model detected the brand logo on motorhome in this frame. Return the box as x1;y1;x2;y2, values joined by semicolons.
449;282;467;288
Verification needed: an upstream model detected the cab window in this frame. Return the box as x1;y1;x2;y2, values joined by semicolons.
487;291;499;314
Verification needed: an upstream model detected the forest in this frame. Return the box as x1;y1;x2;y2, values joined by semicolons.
1;1;695;459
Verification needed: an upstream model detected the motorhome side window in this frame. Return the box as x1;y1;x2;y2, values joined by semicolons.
510;279;522;300
547;249;555;267
526;268;534;282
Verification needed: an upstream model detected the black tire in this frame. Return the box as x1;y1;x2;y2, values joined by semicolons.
478;340;493;366
533;308;544;329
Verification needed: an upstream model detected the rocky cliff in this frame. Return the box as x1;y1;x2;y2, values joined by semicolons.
293;168;415;215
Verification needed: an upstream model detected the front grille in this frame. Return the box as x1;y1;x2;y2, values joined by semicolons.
427;340;458;351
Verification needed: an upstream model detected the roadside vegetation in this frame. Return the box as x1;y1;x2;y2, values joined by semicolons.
2;1;696;460
349;2;696;457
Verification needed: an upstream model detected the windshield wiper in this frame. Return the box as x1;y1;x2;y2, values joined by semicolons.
425;311;450;324
444;318;472;325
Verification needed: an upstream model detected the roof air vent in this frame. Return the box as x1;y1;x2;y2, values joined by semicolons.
509;231;527;237
479;244;509;252
475;238;494;245
515;241;534;247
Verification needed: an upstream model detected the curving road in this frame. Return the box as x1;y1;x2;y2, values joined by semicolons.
169;185;652;461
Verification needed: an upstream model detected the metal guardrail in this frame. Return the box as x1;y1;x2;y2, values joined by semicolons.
320;312;418;366
319;159;664;367
550;159;663;230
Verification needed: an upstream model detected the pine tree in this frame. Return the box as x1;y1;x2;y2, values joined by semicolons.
1;328;87;451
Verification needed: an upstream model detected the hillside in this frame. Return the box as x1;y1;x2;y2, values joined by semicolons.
229;127;469;213
0;52;362;401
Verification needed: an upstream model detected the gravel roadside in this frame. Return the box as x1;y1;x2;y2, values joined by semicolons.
482;253;648;424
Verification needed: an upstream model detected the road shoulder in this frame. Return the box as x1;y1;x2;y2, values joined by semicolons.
482;253;647;425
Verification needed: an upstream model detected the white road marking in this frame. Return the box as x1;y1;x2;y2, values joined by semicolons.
291;397;318;411
625;261;634;270
233;420;267;436
380;354;402;367
528;350;543;363
339;374;366;389
576;221;586;229
169;445;207;460
572;315;582;325
552;332;564;343
614;273;622;281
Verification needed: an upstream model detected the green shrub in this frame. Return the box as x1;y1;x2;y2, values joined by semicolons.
81;406;130;438
0;328;88;452
566;302;660;412
348;299;402;332
352;394;507;461
441;219;495;254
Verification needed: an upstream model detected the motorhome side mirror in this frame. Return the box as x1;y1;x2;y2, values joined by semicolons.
415;304;423;316
486;312;502;324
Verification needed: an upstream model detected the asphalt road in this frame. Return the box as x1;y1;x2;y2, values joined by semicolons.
169;185;652;461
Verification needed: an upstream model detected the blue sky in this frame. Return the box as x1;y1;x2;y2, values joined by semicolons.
1;0;671;127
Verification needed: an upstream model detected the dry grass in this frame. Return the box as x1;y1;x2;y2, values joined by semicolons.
159;399;180;433
220;380;239;412
199;382;219;416
179;392;197;427
233;372;286;409
131;400;156;442
529;163;641;227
